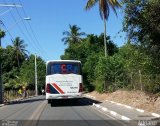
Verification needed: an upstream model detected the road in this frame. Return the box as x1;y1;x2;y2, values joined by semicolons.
0;96;132;126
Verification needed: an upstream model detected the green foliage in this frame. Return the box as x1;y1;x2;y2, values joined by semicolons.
2;0;159;95
1;45;21;89
123;0;160;46
0;28;5;45
3;68;19;89
95;80;104;93
108;85;115;93
19;55;46;90
83;53;101;83
12;37;28;67
1;37;46;91
62;24;86;45
85;0;121;21
119;43;152;74
61;23;158;93
123;0;160;74
85;0;121;56
142;74;160;94
94;54;126;91
61;25;118;92
19;55;35;87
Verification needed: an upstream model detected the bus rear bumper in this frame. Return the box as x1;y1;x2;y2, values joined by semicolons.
46;93;83;100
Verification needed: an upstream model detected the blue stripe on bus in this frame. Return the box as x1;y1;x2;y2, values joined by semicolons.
50;84;60;94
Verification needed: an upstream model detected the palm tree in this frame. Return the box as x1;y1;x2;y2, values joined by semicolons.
62;24;86;45
0;28;5;46
85;0;121;57
12;37;28;67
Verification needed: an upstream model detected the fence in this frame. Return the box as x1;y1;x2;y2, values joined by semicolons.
107;72;160;94
4;90;35;102
130;73;160;93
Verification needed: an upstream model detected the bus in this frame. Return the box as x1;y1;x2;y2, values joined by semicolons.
45;60;83;103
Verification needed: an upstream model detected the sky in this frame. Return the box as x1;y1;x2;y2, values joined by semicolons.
0;0;126;61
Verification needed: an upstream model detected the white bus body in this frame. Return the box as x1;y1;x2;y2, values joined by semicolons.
45;60;83;102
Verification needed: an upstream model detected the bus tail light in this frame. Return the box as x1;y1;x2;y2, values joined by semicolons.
46;83;50;93
79;83;83;92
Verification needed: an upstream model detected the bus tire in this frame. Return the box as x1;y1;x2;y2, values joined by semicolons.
48;99;51;104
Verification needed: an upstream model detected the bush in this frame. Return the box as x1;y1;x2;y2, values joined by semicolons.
108;85;115;93
95;80;104;93
94;55;126;92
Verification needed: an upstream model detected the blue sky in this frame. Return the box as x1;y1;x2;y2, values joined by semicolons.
0;0;126;61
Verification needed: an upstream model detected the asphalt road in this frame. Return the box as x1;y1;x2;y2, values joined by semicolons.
0;96;131;126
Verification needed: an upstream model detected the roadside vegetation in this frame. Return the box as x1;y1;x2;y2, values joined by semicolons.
0;37;45;94
0;0;159;98
61;0;160;94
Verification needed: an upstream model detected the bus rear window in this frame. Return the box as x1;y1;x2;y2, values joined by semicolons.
47;62;81;75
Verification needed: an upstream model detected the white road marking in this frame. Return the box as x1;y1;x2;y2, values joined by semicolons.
152;113;160;118
110;111;117;116
121;116;131;121
110;101;115;104
95;104;101;108
125;105;132;109
117;103;122;106
91;106;129;126
136;109;144;113
88;95;159;123
102;107;107;111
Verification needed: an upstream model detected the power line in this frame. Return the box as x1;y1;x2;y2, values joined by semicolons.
2;0;46;59
16;0;50;60
2;13;37;52
0;8;13;16
12;0;45;56
1;20;14;41
0;20;12;46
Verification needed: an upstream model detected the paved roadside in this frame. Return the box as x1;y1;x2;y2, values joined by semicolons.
0;104;4;107
84;94;160;126
102;101;155;119
0;95;37;107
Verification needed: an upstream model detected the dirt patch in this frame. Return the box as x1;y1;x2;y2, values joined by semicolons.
86;90;160;114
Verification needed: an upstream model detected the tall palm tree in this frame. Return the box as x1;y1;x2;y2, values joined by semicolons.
0;29;5;46
62;24;86;45
12;37;28;67
85;0;121;57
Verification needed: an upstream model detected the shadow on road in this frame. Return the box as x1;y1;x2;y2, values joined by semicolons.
5;96;45;105
50;97;101;107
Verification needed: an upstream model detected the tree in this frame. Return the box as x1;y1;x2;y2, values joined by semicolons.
61;25;86;60
1;46;21;89
62;24;86;45
19;55;46;91
123;0;160;74
94;54;125;92
12;37;28;67
85;0;121;57
0;29;5;46
61;27;118;91
118;43;153;90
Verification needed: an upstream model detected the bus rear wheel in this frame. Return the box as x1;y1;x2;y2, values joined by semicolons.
48;99;52;104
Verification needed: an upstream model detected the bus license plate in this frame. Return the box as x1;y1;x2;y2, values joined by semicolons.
62;96;68;99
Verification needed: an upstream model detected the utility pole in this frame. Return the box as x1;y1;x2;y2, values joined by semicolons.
35;54;38;96
0;47;3;104
0;22;3;104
